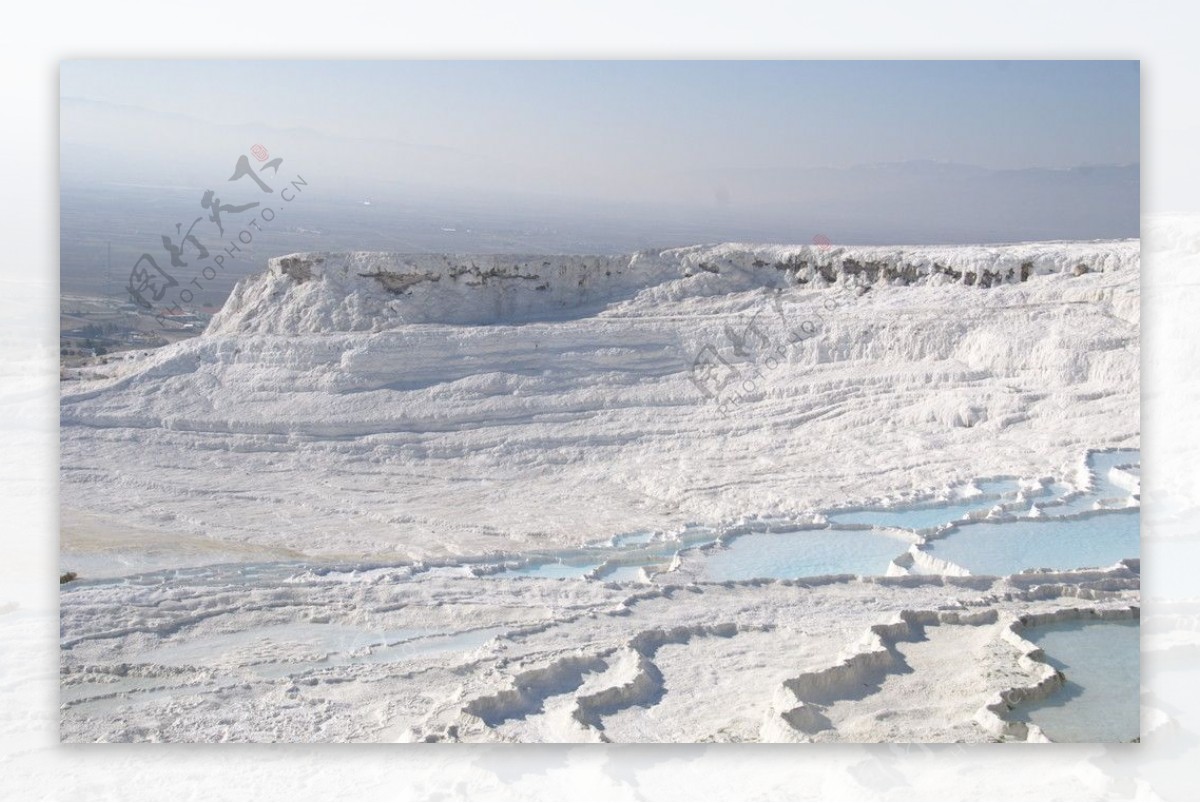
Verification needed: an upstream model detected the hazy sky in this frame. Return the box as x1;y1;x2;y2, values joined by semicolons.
60;60;1140;243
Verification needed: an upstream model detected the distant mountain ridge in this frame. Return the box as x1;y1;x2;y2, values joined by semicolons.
61;95;1137;244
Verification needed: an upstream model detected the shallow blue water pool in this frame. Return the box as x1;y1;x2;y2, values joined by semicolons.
922;508;1139;576
828;500;1001;531
504;560;597;579
1011;619;1140;742
700;529;910;581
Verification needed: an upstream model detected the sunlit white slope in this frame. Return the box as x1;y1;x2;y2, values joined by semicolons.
60;241;1139;560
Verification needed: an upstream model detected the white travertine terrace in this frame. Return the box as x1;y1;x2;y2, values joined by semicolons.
59;239;1140;742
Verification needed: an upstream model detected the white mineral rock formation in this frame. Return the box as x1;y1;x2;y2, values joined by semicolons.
59;239;1140;743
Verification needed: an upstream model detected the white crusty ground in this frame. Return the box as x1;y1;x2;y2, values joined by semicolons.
60;241;1139;562
59;561;1139;743
58;240;1140;743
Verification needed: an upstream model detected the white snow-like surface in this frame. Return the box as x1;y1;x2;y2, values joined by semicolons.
59;239;1140;742
62;240;1139;561
59;563;1139;743
205;241;1135;333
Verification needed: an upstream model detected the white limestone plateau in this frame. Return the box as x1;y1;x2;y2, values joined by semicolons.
59;239;1140;742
